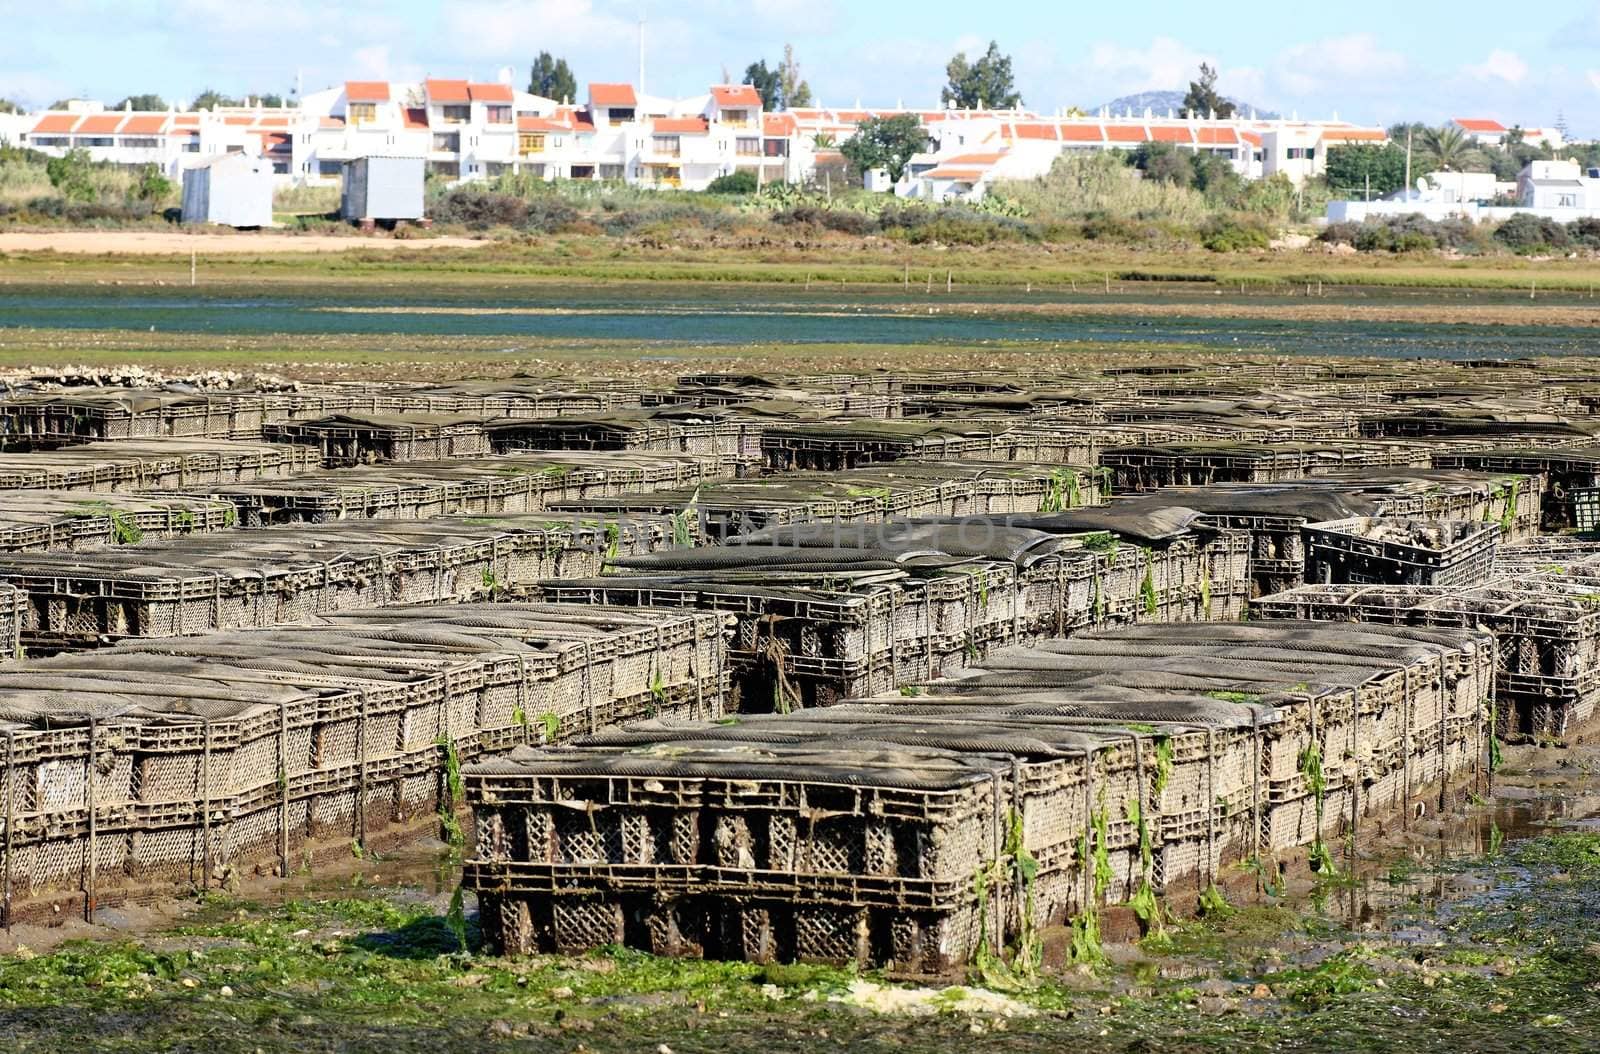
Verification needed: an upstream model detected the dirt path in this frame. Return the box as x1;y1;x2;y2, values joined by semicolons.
0;230;488;255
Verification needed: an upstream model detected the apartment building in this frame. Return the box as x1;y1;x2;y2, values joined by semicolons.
13;79;1386;198
1452;117;1565;150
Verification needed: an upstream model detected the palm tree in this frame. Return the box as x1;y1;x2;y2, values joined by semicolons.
1418;125;1480;172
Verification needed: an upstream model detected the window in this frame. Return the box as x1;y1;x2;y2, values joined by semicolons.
652;135;680;156
29;136;68;147
722;109;751;127
348;102;377;125
519;132;545;155
486;105;512;124
607;107;634;126
1286;147;1317;160
428;160;459;178
441;104;470;123
521;163;546;178
76;137;113;147
318;159;342;176
599;164;624;180
1558;193;1578;208
119;137;159;149
571;164;595;179
736;137;760;157
433;132;460;152
764;138;789;158
184;141;200;153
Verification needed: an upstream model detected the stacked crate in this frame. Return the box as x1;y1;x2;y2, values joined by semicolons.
187;451;750;527
1254;581;1598;739
538;521;1251;708
0;493;240;552
463;621;1492;970
0;440;320;493
0;603;726;924
0;514;680;650
262;414;492;466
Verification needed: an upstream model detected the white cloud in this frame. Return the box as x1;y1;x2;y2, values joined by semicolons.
1587;69;1600;93
1270;33;1405;97
1466;49;1528;84
1086;36;1211;95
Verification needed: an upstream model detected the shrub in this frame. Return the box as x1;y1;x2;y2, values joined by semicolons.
523;196;579;233
431;189;527;230
1199;215;1270;252
705;171;758;195
1571;217;1600;250
1495;213;1570;253
45;149;96;203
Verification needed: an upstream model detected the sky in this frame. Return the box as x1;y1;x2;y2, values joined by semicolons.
4;0;1600;136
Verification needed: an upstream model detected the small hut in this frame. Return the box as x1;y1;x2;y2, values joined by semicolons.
340;156;425;225
180;153;274;228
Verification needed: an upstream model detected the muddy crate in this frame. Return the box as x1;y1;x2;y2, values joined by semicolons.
1302;517;1498;587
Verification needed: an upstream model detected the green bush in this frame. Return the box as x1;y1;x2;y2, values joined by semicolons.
705;171;758;195
1494;213;1571;253
1199;215;1270;252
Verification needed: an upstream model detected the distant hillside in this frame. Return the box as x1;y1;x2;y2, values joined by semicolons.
1091;89;1278;120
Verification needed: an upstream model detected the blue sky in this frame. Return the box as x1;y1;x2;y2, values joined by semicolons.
5;0;1600;135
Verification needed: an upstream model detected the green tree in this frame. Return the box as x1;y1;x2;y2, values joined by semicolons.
706;170;758;194
1190;152;1243;198
191;88;241;110
45;148;96;202
1130;141;1192;187
0;98;21;114
1324;143;1409;197
257;93;285;108
112;94;166;111
1181;63;1235;119
134;163;173;203
742;60;782;111
1417;125;1483;173
779;44;812;109
839;113;928;185
527;52;577;103
941;41;1022;109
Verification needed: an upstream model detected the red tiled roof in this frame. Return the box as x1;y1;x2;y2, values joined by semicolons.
260;132;291;152
76;114;123;134
345;80;390;102
927;168;983;181
763;113;797;136
255;116;291;127
653;116;709;134
1195;127;1239;145
1454;118;1505;133
941;152;1003;165
172;114;200;127
563;107;596;132
1008;123;1058;140
402;107;428;130
1150;126;1192;143
517;115;569;132
1239;131;1262;147
320;116;346;129
711;84;762;108
1321;128;1387;142
1057;123;1105;143
589;83;637;107
30;113;80;135
121;114;167;134
469;82;513;103
1103;125;1147;143
426;78;470;103
223;116;252;126
833;110;870;122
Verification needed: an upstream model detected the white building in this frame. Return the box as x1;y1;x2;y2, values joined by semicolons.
11;81;1385;199
1452;117;1565;151
1326;160;1600;224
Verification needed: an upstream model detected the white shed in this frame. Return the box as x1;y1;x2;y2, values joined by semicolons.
180;152;275;228
340;156;425;223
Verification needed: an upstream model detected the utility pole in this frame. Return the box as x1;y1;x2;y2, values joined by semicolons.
637;6;646;95
1404;127;1413;193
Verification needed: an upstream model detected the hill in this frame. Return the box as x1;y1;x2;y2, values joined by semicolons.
1092;89;1278;120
